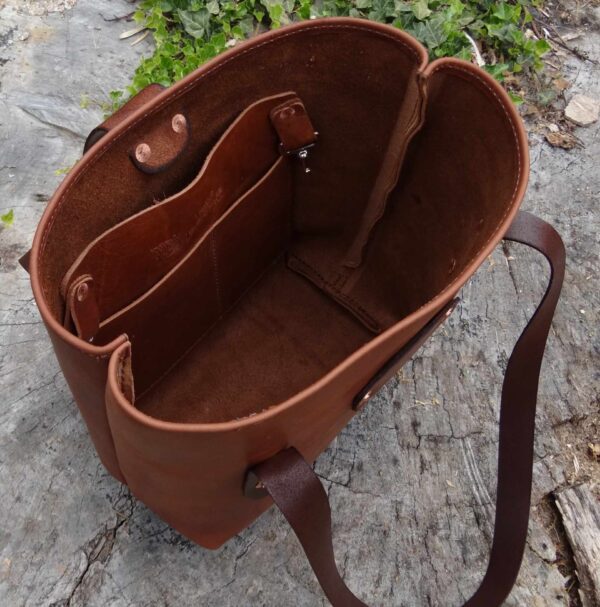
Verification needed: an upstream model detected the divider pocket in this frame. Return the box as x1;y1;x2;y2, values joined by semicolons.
95;156;292;395
61;92;300;337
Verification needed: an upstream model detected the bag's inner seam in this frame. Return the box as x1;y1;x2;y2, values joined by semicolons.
287;254;382;332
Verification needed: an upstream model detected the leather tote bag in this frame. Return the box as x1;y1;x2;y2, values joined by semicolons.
23;17;565;606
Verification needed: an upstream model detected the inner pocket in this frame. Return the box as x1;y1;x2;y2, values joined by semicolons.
61;91;299;337
96;156;294;395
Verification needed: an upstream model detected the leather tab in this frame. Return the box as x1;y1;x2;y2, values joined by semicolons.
64;275;100;342
270;97;317;153
19;249;31;274
129;112;190;174
83;83;166;154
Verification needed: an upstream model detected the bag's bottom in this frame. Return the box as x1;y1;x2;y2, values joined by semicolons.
136;257;374;423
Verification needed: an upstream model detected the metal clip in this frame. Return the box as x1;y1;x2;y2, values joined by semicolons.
279;132;318;174
297;149;311;174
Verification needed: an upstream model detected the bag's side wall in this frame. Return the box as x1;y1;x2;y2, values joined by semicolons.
36;24;424;322
343;60;524;327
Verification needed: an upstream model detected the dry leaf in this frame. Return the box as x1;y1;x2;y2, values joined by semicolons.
588;443;600;461
130;30;150;46
119;25;145;40
554;77;571;92
545;131;580;149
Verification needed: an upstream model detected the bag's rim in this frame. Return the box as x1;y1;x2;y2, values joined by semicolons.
31;18;529;432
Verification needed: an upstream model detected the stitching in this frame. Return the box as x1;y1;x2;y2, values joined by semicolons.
118;350;125;393
39;24;420;262
289;255;382;330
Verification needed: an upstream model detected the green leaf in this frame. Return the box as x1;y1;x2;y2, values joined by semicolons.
411;14;447;48
178;9;211;39
485;62;510;80
79;94;91;109
206;0;220;15
508;91;524;105
411;0;431;20
1;209;14;227
534;38;551;56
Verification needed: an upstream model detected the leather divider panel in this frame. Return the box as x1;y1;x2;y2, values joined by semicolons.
61;92;298;330
95;156;293;395
288;63;521;331
285;66;426;333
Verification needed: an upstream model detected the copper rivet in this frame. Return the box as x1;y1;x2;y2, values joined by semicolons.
358;391;371;410
172;114;187;133
135;143;151;163
76;283;88;302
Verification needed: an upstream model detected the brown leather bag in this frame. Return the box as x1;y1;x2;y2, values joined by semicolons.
25;18;565;606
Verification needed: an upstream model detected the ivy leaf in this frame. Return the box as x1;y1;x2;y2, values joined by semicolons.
178;9;212;39
509;91;524;105
260;0;289;26
411;0;431;21
485;62;510;80
206;0;221;15
1;209;13;227
534;38;551;55
410;14;447;48
368;0;396;21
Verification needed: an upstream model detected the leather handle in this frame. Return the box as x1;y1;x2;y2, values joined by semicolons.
254;210;566;607
83;83;165;154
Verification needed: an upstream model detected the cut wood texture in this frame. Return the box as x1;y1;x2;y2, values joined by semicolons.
556;484;600;607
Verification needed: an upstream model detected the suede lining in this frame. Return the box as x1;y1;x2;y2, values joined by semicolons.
36;26;521;424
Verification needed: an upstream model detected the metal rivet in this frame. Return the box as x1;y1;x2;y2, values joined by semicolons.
172;114;187;133
76;282;89;302
355;390;372;412
135;143;151;163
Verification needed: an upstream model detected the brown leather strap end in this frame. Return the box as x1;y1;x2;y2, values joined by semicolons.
83;83;166;154
64;275;100;342
270;97;318;154
19;249;31;274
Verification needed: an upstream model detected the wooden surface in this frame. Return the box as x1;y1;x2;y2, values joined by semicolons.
0;1;598;605
556;484;600;607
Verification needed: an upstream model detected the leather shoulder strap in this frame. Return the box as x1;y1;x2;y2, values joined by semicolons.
255;210;565;607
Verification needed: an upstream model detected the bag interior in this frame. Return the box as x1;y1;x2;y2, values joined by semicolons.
36;25;522;424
